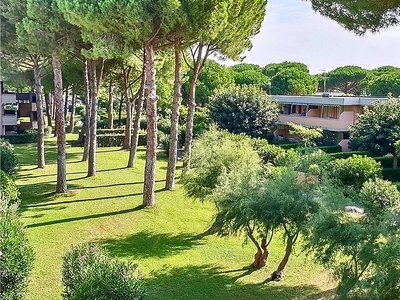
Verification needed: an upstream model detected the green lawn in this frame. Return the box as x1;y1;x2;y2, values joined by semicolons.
15;135;336;300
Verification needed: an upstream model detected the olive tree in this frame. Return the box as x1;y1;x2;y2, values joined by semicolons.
306;178;400;299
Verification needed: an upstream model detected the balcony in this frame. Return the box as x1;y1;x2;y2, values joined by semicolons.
1;114;18;126
278;110;355;131
18;102;37;117
0;93;17;104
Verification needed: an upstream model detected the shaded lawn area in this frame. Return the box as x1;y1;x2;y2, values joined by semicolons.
14;135;336;300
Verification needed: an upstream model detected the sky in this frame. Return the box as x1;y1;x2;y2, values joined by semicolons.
225;0;400;75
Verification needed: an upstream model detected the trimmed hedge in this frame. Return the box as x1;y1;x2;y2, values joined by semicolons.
330;151;369;159
275;143;301;150
97;128;126;135
382;168;400;182
97;134;147;147
0;132;38;144
318;145;342;153
374;156;394;168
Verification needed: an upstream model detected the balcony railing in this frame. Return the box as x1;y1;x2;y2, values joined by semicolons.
278;111;355;131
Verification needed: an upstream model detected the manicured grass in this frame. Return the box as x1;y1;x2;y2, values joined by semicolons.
15;135;336;300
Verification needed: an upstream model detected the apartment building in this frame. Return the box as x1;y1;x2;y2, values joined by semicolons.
272;95;385;151
0;87;38;135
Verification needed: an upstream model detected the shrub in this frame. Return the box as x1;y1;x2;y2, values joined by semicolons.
159;133;170;153
62;243;144;300
374;156;395;168
329;150;369;159
208;85;279;138
0;138;19;178
273;148;300;167
44;126;53;136
181;127;262;201
317;145;342;153
0;170;19;204
0;197;34;300
327;155;382;188
382;168;400;182
251;138;285;165
1;131;38;144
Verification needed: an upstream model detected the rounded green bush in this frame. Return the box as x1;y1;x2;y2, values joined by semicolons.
0;202;34;300
327;155;382;188
1;170;19;204
62;243;144;300
0;138;19;178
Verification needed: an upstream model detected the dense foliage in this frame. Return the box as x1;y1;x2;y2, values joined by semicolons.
0;186;34;300
326;66;370;95
306;178;400;299
62;243;144;300
327;155;382;188
0;138;19;178
349;97;400;159
207;85;279;138
0;170;19;204
181;127;261;201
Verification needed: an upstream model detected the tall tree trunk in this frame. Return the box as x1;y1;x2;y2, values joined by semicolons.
118;96;123;127
183;73;198;170
51;92;55;120
165;43;182;189
33;55;45;169
183;43;209;170
122;65;133;149
68;93;76;133
107;80;114;129
44;92;52;128
142;41;157;207
52;55;67;193
123;100;133;149
87;59;98;177
64;86;69;121
127;54;145;168
82;59;91;161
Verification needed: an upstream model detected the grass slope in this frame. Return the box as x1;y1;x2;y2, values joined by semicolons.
14;135;335;299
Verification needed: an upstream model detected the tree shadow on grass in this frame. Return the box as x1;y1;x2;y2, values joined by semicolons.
144;264;335;300
101;230;207;260
26;205;144;228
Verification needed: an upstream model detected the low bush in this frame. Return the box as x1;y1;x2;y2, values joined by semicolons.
97;133;147;147
327;155;382;188
317;145;342;153
0;170;19;204
44;126;53;136
62;243;144;300
251;138;285;165
159;133;170;153
273;142;300;150
382;168;400;182
329;151;369;159
0;138;19;178
1;131;38;145
0;197;35;300
374;156;395;168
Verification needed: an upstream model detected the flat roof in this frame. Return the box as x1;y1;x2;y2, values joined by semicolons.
271;95;387;106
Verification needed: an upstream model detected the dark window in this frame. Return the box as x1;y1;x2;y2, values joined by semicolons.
343;132;350;139
32;112;38;121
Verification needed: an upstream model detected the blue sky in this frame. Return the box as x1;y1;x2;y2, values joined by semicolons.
227;0;400;74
